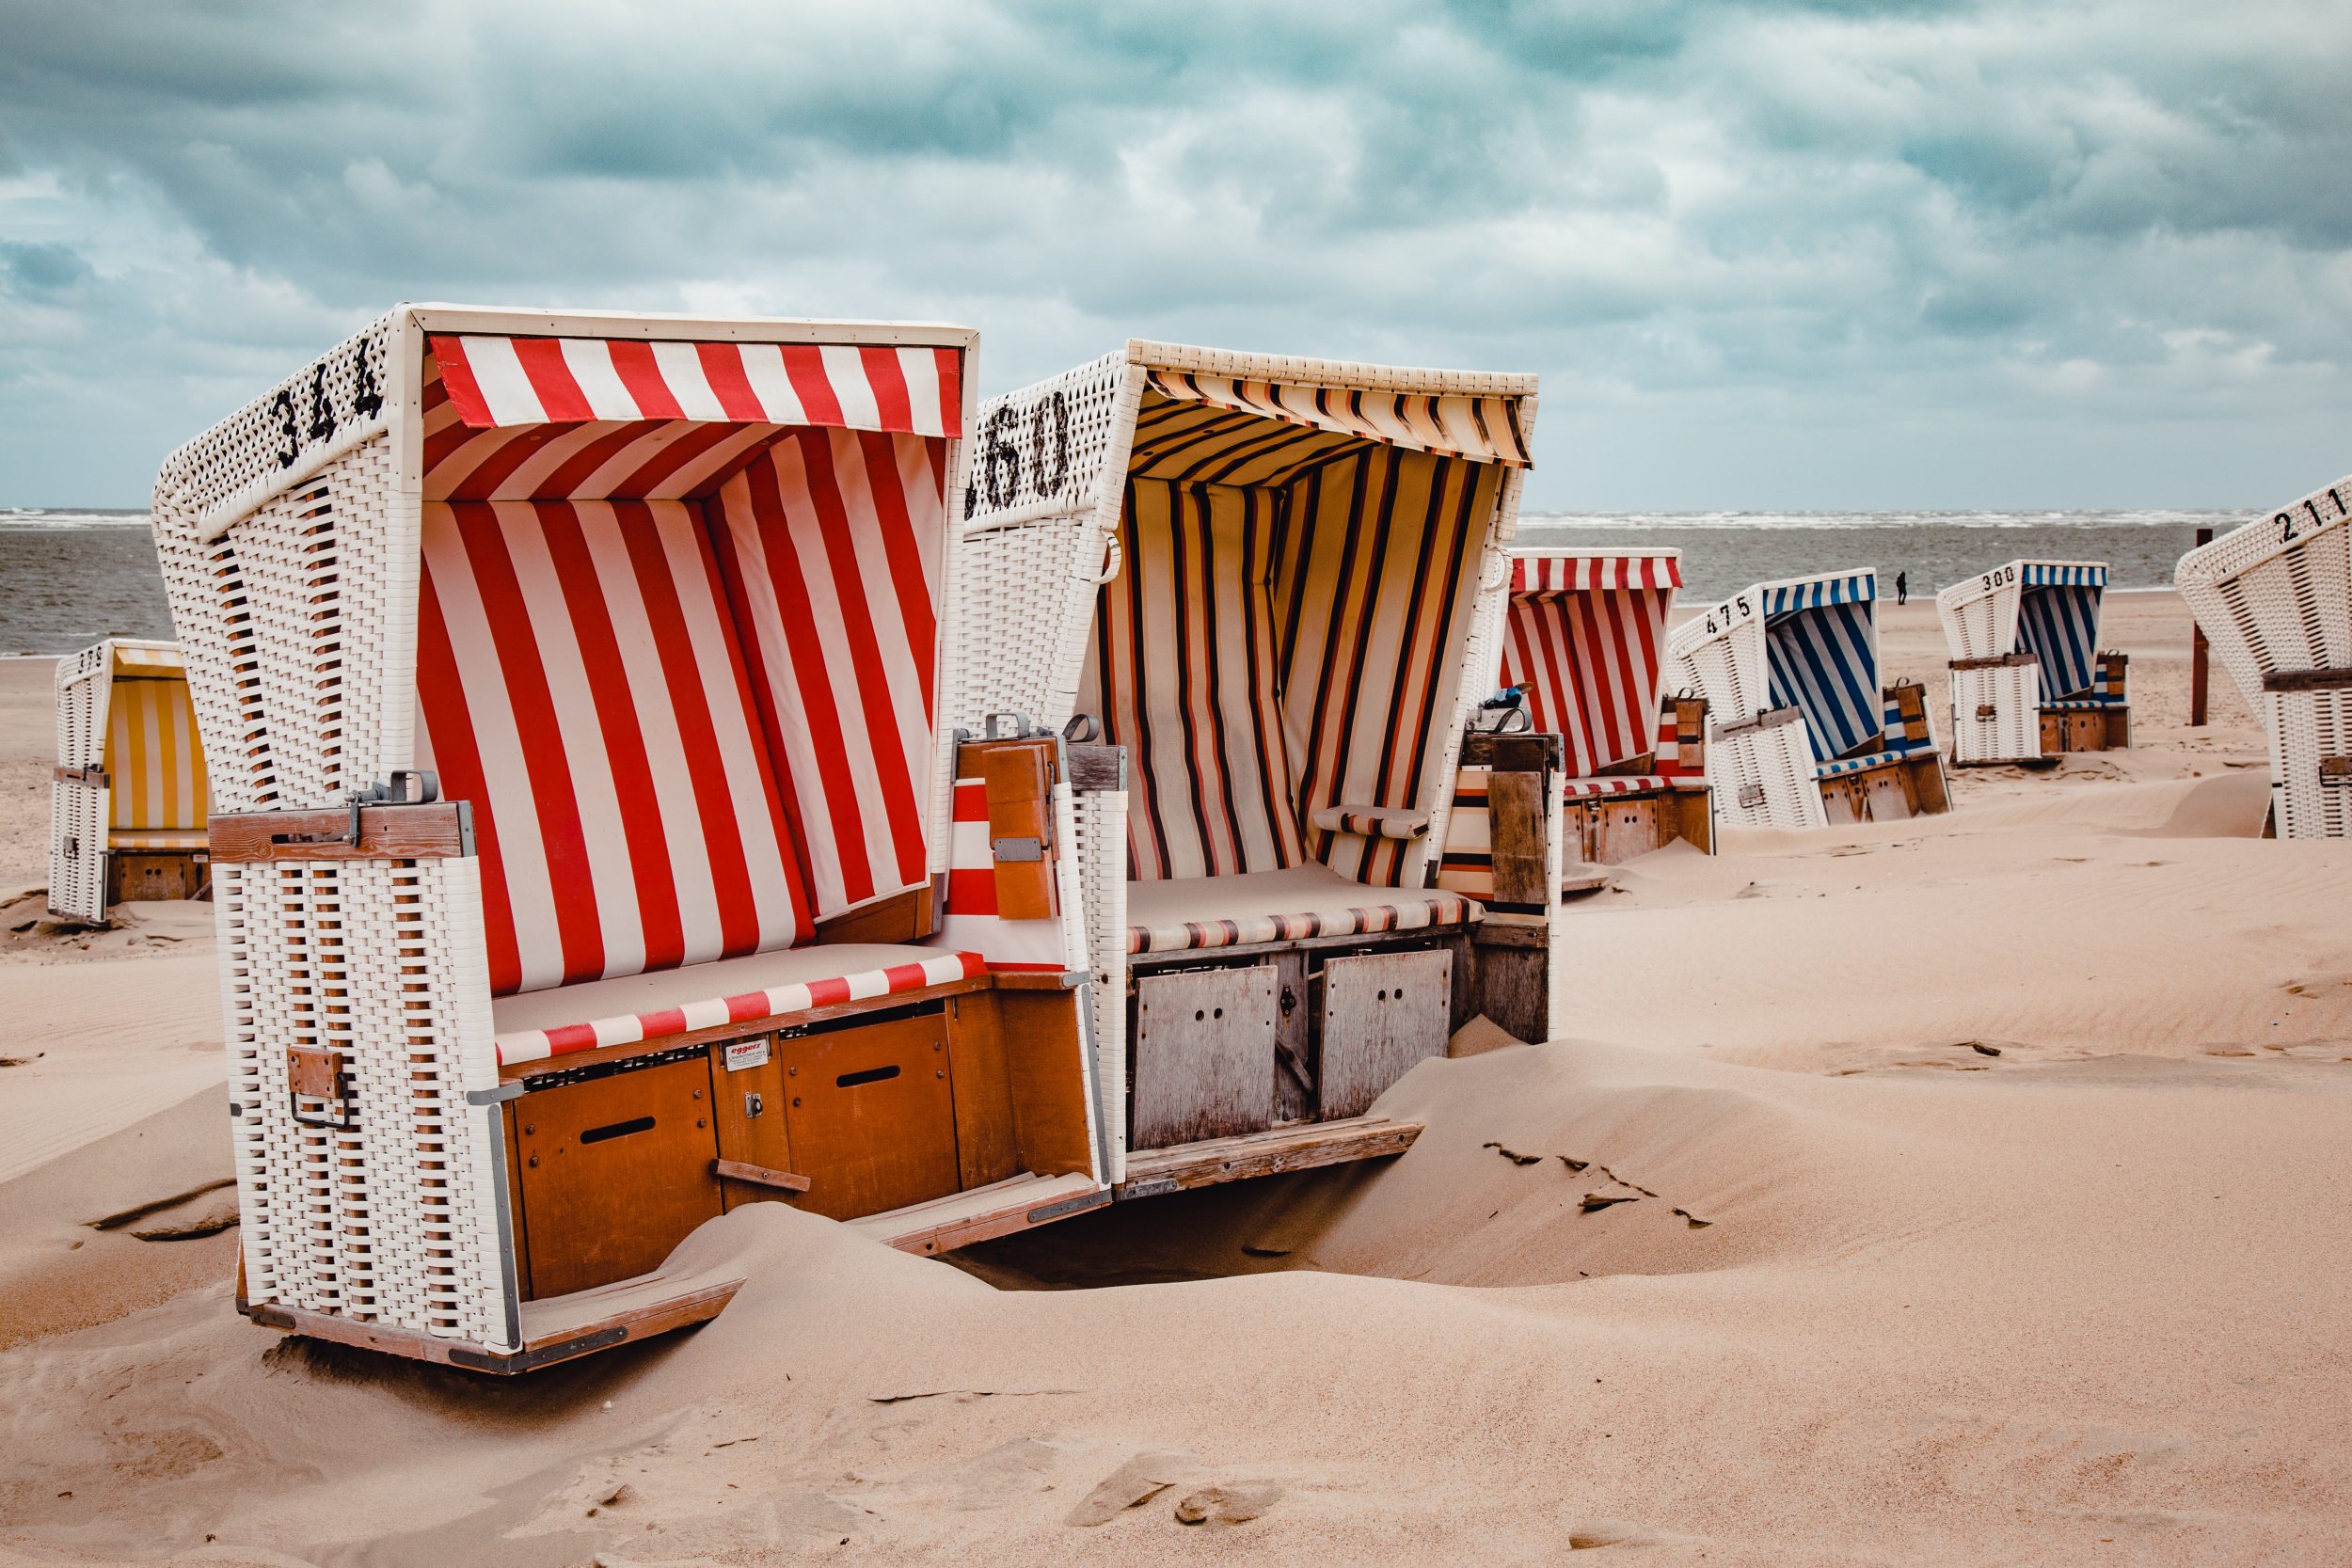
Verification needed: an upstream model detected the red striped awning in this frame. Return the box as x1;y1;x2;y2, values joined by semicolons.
1512;553;1682;593
429;335;962;438
1143;369;1528;467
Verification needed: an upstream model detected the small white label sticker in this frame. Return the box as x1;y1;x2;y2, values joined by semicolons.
723;1037;771;1072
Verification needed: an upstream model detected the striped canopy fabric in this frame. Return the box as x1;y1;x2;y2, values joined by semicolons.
104;666;209;833
1763;575;1883;763
1500;551;1681;777
411;328;957;998
417;499;813;995
429;334;961;437
1081;443;1499;889
1142;368;1528;468
2017;583;2103;701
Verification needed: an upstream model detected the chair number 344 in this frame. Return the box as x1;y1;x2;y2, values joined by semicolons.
270;336;387;468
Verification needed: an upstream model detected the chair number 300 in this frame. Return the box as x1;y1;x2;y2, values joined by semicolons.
270;336;387;469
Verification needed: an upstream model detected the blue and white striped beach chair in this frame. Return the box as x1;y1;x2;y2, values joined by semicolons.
1665;569;1950;830
1937;561;2127;765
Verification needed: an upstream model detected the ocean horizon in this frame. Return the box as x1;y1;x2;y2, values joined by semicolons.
0;504;2244;657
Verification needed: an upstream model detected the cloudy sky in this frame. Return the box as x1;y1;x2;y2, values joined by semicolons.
2;0;2347;510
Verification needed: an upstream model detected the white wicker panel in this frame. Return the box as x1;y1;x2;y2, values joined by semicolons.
941;512;1108;740
54;644;108;769
1071;785;1130;1182
1709;720;1827;831
153;315;397;538
962;351;1132;531
1950;662;2042;765
47;777;108;924
224;851;508;1348
1936;578;2017;661
2268;689;2352;839
2177;478;2352;700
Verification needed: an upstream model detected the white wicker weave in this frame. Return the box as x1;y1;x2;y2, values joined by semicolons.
1949;662;2043;766
2177;474;2352;836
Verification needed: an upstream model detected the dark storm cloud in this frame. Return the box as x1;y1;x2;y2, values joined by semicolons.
0;0;2346;507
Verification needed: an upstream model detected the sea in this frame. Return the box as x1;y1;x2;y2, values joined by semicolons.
0;504;2243;657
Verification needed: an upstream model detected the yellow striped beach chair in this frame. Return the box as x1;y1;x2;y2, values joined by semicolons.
48;638;211;921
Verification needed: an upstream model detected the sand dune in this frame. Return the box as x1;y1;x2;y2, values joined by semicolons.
3;594;2349;1566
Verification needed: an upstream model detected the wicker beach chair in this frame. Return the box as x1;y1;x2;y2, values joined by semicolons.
152;306;1107;1371
47;638;211;922
1468;547;1714;863
2175;475;2352;837
1937;561;2126;765
1665;570;1949;831
954;341;1549;1192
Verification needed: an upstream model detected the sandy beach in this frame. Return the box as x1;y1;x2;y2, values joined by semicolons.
4;594;2350;1566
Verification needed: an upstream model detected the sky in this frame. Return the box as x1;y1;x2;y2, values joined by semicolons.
1;0;2348;512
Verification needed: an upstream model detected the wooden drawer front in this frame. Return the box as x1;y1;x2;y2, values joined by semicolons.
1860;767;1914;822
781;1010;961;1221
1319;949;1452;1119
1591;798;1661;863
1820;774;1868;825
2062;711;2106;752
517;1054;723;1300
1131;965;1278;1149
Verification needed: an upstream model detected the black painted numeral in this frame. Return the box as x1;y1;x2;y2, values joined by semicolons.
271;389;298;467
307;364;335;440
350;338;384;420
980;404;1022;510
1028;389;1070;498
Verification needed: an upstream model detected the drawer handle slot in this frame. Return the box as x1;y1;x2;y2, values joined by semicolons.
580;1116;656;1145
836;1064;902;1089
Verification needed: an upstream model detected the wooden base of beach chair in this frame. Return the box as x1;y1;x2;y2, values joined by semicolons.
1114;1116;1423;1200
496;977;1099;1308
242;1267;745;1375
1818;752;1949;825
2038;706;2130;752
1561;783;1714;863
106;850;207;904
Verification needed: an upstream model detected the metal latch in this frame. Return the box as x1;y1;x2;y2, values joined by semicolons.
1976;704;1998;720
1738;784;1767;808
286;1046;355;1129
992;836;1043;862
2321;757;2352;786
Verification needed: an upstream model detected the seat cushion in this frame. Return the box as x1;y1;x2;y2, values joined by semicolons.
491;942;986;1065
1124;864;1478;956
1561;775;1670;800
110;830;208;852
1816;749;1905;780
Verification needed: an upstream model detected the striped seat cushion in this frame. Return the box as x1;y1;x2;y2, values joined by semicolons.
110;830;209;851
1816;749;1905;780
2042;697;2121;711
103;674;208;832
417;499;812;996
1124;864;1479;955
1561;774;1672;800
491;942;986;1065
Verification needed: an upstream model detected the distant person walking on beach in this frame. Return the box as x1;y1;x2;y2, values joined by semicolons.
1896;571;1908;605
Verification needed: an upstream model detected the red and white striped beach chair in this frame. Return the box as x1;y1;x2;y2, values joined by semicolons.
953;342;1543;1193
152;307;1106;1372
48;638;211;922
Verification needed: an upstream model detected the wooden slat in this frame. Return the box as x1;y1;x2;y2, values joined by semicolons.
1115;1117;1423;1198
2262;666;2352;693
966;738;1059;920
1712;705;1804;740
1950;652;2039;673
210;802;471;863
1486;769;1549;911
241;1280;742;1375
813;882;936;945
711;1158;811;1193
1458;731;1561;771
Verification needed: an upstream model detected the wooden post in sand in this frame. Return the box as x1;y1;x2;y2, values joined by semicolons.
2189;527;2213;726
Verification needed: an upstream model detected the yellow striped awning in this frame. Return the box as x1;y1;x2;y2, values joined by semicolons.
1141;368;1530;468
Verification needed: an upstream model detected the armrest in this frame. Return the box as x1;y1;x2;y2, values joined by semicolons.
1310;805;1429;840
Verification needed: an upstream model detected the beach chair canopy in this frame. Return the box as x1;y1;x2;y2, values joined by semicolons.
1938;560;2107;703
65;640;211;844
1499;549;1681;778
156;308;973;1002
966;343;1534;895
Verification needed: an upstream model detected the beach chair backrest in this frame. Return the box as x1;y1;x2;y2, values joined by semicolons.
958;343;1536;892
1758;573;1882;762
101;642;208;833
1499;550;1680;778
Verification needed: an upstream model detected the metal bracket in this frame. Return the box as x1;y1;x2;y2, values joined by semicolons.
465;1082;526;1106
992;836;1044;862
